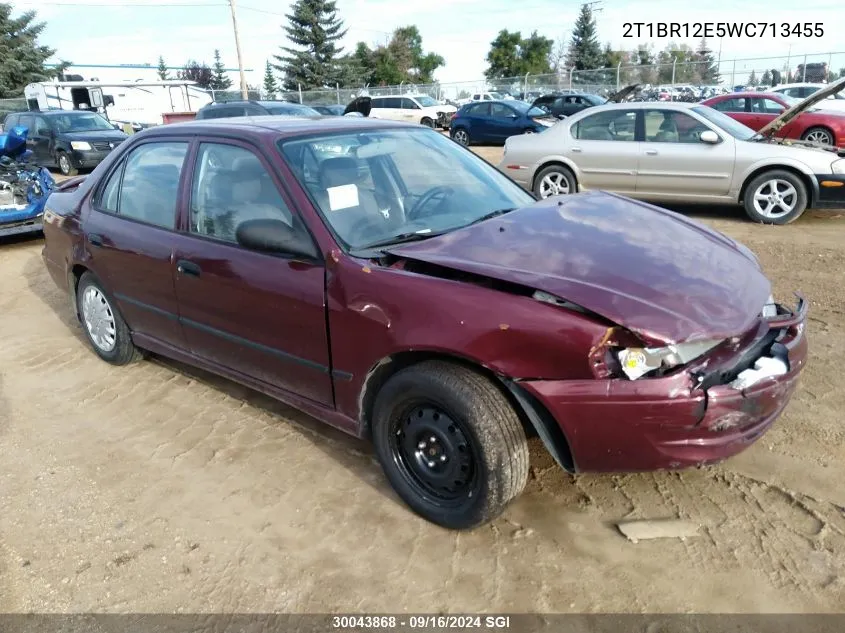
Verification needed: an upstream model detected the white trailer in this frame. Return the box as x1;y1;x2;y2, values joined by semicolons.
23;80;212;129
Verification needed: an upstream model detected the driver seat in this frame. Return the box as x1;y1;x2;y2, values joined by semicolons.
315;157;383;239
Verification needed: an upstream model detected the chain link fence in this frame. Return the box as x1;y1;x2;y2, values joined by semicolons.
270;51;845;106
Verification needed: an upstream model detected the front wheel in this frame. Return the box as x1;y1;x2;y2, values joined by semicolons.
57;151;78;177
371;361;529;530
420;117;435;128
742;170;808;225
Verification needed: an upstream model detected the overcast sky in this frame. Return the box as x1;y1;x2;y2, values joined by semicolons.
24;0;845;87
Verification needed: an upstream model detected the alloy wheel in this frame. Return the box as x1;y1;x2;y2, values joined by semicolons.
751;178;798;219
804;129;834;145
453;129;469;145
539;171;571;198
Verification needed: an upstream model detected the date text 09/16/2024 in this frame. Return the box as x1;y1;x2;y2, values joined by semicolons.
622;22;824;39
332;615;512;630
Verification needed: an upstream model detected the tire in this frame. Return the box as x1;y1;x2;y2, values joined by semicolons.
420;117;435;128
523;128;535;135
800;126;835;146
533;164;577;199
57;151;78;177
76;272;142;365
452;127;470;146
742;169;808;225
371;361;529;530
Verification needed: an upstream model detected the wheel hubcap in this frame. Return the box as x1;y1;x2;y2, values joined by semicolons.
752;178;797;219
454;131;468;145
81;286;117;352
390;405;476;502
539;172;570;198
60;156;70;172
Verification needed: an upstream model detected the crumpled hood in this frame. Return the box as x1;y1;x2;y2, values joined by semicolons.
387;191;771;345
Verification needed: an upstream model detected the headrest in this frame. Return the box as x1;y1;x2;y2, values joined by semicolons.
319;156;362;189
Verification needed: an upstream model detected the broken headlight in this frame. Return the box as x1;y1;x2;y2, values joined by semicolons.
616;339;723;380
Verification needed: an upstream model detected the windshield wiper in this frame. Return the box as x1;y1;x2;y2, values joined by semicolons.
466;207;517;226
354;229;444;251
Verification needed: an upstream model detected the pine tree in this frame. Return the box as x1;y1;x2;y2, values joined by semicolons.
760;69;772;86
565;3;603;71
0;4;69;98
263;61;278;98
272;0;347;91
747;69;758;86
210;49;232;90
694;38;720;83
157;56;169;80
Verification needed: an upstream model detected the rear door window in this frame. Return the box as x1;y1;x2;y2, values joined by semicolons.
102;142;189;229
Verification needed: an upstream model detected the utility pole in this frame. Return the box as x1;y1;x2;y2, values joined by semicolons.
228;0;249;99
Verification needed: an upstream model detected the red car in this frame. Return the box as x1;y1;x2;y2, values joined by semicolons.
41;117;808;529
702;91;845;147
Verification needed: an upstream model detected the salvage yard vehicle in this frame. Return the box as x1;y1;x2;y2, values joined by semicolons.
768;82;845;113
42;115;807;529
366;94;456;129
449;100;557;146
3;110;128;176
0;125;54;237
195;100;322;120
499;77;845;224
701;91;845;147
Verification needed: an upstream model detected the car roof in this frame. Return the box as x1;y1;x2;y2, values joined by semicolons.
142;114;416;138
8;110;94;117
585;101;698;111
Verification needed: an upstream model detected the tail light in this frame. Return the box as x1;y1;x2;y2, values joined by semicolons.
450;113;457;120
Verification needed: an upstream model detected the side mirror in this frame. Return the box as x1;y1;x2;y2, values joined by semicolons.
700;130;720;144
235;218;319;260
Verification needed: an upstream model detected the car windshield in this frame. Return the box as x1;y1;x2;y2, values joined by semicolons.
691;106;757;141
279;127;535;251
508;100;549;117
489;92;502;99
51;112;114;132
587;95;608;105
415;96;438;107
267;104;321;116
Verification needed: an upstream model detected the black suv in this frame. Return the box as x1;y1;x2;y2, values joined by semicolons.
195;100;322;119
3;110;129;176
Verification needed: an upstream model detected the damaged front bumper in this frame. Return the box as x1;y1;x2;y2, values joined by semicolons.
519;296;808;472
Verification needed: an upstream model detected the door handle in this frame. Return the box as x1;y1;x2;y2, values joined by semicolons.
87;233;104;246
176;260;201;277
571;146;582;152
645;149;658;155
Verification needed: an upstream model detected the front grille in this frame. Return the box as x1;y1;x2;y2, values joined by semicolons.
90;140;123;151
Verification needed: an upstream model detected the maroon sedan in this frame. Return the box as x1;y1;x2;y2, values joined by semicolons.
41;116;808;529
702;91;845;147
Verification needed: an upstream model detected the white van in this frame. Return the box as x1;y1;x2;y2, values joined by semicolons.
367;94;456;129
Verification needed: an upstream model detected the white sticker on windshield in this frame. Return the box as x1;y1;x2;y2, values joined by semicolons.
327;184;359;211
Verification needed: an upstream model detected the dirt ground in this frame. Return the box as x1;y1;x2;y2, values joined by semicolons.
2;151;845;614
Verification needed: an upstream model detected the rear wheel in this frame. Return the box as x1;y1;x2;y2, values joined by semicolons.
371;361;529;530
76;272;142;365
533;164;577;199
742;169;808;225
57;151;78;177
452;128;470;146
800;126;835;146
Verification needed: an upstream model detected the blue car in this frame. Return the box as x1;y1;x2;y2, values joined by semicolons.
0;125;55;239
449;100;556;146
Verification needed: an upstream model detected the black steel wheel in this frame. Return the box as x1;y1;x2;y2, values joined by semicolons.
388;404;480;505
372;360;529;529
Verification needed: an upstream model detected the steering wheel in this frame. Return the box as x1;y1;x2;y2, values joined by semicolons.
407;185;454;221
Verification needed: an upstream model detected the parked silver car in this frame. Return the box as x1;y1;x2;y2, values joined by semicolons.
497;78;845;224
